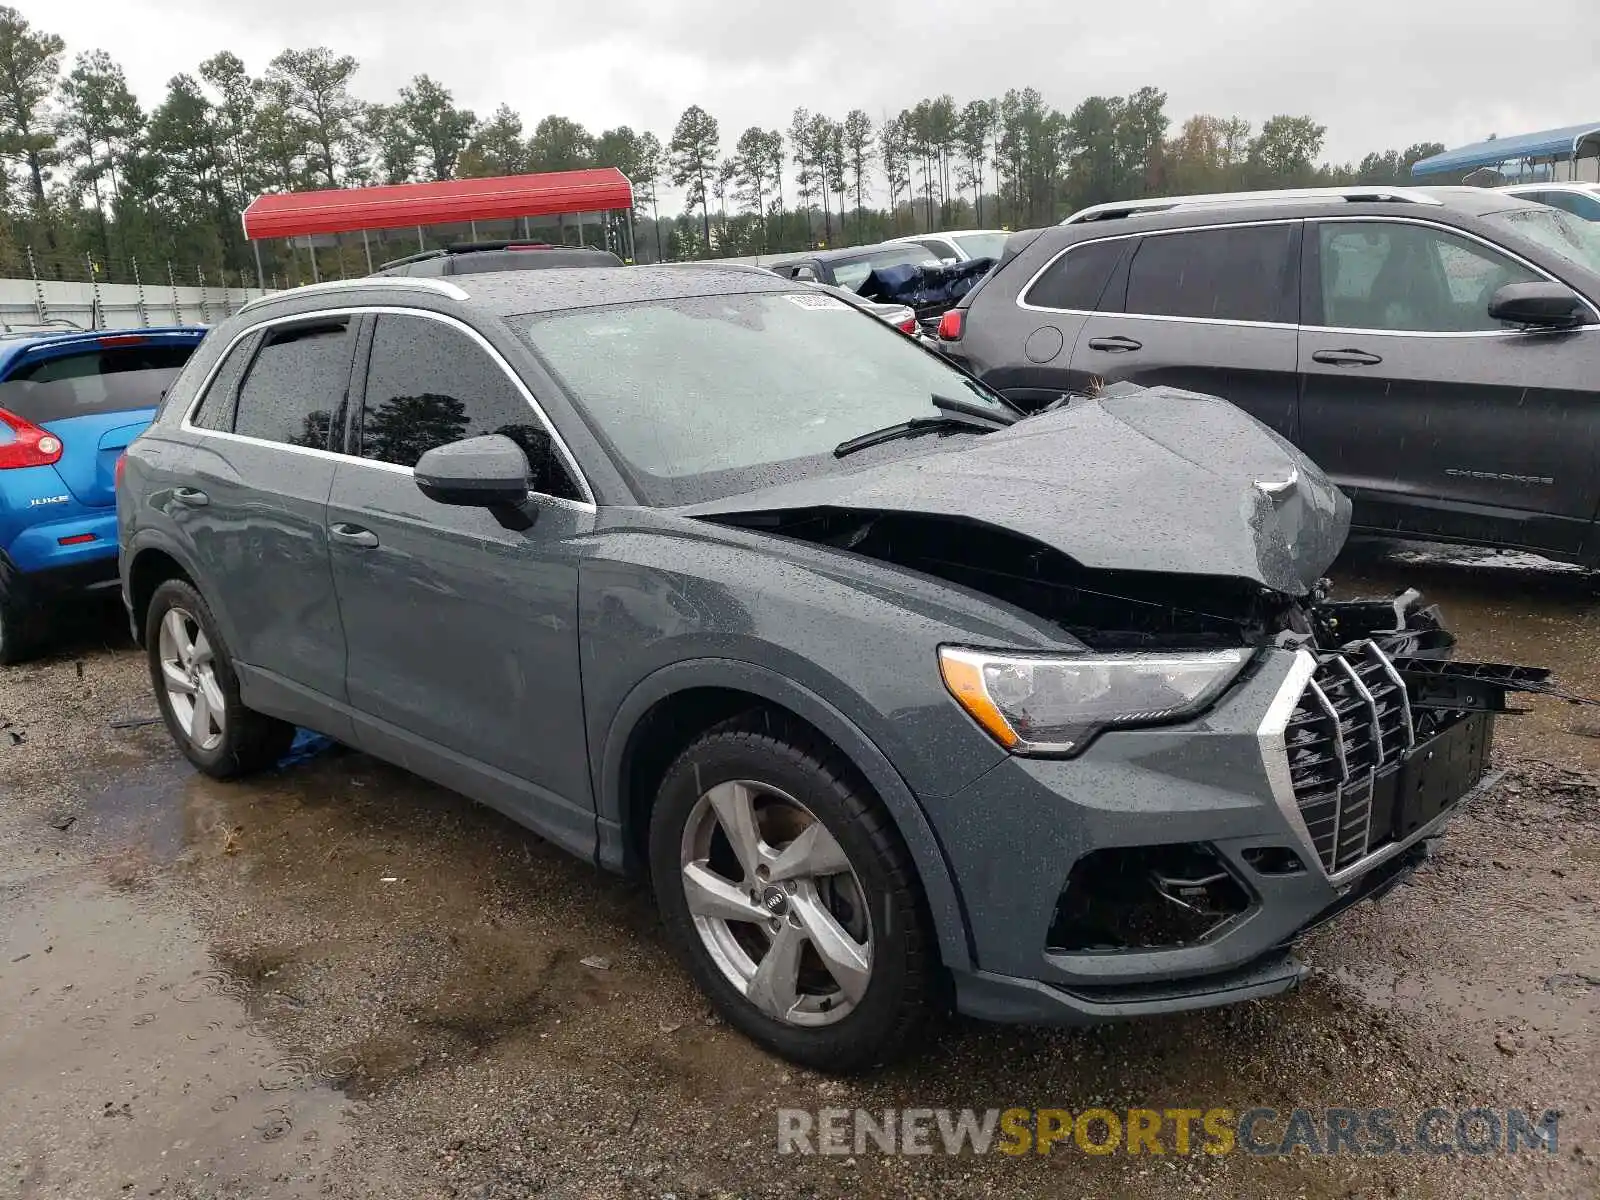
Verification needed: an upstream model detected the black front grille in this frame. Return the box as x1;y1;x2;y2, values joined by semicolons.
1285;643;1415;873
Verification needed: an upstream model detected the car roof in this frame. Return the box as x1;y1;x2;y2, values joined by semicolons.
891;229;1006;242
236;265;800;322
1050;185;1545;238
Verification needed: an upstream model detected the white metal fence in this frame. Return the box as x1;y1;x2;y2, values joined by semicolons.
0;277;268;332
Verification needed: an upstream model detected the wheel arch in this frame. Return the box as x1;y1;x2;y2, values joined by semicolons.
595;657;974;971
123;532;211;648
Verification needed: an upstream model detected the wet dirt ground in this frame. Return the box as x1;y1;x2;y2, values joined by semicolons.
2;542;1598;1199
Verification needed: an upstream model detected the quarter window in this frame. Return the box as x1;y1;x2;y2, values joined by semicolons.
1317;222;1541;332
1125;224;1298;323
1023;239;1126;311
232;321;350;449
358;314;583;501
189;335;257;431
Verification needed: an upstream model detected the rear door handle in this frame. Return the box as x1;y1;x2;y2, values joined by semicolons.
329;522;379;549
1312;348;1383;367
1086;335;1143;353
172;487;208;507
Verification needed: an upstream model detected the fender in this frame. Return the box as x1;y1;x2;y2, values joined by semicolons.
595;656;975;971
121;528;229;647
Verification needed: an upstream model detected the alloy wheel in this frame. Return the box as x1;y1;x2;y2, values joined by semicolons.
157;607;226;752
679;779;873;1026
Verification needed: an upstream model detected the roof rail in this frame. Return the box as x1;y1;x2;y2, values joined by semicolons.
240;275;469;312
1060;186;1445;224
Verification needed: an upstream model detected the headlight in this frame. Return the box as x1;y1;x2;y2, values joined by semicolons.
938;646;1252;755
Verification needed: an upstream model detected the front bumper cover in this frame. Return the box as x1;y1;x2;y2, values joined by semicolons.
933;647;1501;1025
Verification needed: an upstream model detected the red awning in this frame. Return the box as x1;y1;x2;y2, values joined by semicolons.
242;168;634;241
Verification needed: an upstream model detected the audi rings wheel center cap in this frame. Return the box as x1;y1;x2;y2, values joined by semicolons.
761;885;789;916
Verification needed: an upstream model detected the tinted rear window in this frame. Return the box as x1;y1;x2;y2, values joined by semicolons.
0;343;194;424
1023;239;1126;310
233;322;351;449
1125;224;1299;323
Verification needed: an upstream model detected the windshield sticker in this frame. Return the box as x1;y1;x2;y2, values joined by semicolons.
784;292;852;311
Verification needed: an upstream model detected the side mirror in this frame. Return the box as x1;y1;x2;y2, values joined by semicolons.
414;433;530;508
792;266;818;281
1488;281;1591;328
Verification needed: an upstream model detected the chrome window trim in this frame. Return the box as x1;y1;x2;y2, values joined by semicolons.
1256;649;1327;878
239;276;469;311
1018;212;1600;336
1016;218;1302;327
1307;214;1600;332
177;304;597;512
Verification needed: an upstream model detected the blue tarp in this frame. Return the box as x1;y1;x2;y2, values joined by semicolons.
856;257;995;315
1412;123;1600;177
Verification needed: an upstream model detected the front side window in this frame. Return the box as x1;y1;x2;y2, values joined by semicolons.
0;342;194;425
1023;238;1126;311
1125;224;1298;324
1318;222;1541;332
517;290;1014;505
359;314;583;501
232;321;350;448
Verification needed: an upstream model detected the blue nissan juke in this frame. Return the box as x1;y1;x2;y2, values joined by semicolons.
0;326;206;663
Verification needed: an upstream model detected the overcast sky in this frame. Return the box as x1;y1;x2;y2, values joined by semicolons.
24;0;1600;175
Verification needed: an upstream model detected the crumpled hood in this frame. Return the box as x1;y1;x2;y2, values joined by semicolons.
677;384;1351;596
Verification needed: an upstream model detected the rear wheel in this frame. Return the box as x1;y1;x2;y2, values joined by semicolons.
145;579;293;777
649;713;936;1073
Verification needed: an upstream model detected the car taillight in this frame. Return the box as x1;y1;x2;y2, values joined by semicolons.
937;309;965;340
0;408;63;470
115;454;127;487
897;316;917;333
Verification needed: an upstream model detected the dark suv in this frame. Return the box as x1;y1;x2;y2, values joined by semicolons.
947;185;1600;565
120;266;1521;1071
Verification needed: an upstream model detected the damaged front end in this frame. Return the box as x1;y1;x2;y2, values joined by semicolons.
701;505;1580;965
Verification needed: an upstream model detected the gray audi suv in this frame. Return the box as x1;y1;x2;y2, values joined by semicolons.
119;265;1511;1071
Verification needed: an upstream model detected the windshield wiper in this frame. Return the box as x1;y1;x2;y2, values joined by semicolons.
931;392;1018;426
834;414;1002;458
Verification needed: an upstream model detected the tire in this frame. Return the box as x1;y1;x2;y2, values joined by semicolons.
648;712;936;1073
145;578;294;778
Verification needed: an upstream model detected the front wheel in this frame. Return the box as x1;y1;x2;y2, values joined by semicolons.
649;713;936;1072
145;579;293;778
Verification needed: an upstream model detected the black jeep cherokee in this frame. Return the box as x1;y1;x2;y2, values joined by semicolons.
943;185;1600;566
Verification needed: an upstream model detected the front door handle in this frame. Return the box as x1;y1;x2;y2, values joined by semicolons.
329;522;379;549
172;487;208;507
1312;348;1383;367
1086;335;1143;353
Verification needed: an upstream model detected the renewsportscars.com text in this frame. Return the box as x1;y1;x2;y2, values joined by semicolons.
777;1106;1561;1158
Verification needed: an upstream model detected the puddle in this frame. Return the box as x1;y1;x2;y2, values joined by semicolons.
74;731;341;864
0;880;359;1197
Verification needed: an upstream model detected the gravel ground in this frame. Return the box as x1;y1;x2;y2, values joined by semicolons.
2;546;1598;1199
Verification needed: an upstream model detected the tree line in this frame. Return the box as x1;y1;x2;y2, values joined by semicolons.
0;5;1445;283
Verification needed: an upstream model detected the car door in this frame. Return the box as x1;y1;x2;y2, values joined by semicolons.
169;316;355;730
324;310;599;855
979;234;1131;407
1066;221;1304;438
1298;217;1600;556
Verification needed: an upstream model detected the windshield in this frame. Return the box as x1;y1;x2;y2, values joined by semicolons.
832;246;940;291
518;291;1012;505
1485;205;1600;275
952;232;1007;262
